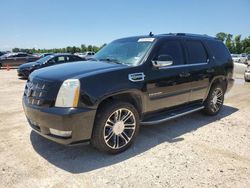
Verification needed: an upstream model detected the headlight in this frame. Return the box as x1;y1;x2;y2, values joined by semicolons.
55;79;80;107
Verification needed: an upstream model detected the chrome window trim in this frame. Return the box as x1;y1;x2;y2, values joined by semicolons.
159;62;208;70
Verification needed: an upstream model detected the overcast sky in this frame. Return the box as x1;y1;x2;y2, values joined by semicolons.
0;0;249;50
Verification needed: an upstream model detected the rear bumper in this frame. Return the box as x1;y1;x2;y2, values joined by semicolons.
23;97;96;145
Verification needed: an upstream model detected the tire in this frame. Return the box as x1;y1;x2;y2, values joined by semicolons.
203;84;224;116
91;101;140;154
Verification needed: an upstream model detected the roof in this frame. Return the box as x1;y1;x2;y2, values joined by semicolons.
116;33;217;42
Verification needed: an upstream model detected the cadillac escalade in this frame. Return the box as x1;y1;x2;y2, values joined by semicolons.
23;33;234;154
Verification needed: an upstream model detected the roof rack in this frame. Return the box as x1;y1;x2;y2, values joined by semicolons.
161;33;216;39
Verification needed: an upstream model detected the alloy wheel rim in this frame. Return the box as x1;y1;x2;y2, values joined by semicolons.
210;88;223;112
103;108;136;149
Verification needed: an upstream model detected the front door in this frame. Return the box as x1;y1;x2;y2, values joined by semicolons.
145;39;191;113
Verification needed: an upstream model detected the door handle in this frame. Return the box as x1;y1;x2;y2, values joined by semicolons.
179;72;190;78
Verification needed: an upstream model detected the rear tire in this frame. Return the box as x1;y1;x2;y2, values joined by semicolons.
203;84;224;116
91;101;140;154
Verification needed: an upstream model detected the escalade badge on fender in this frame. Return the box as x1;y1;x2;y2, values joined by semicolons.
128;73;145;82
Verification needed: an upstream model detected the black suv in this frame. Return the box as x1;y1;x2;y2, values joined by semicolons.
23;33;234;154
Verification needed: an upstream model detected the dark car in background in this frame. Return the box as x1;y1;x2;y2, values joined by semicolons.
0;51;8;57
17;53;83;78
0;52;39;68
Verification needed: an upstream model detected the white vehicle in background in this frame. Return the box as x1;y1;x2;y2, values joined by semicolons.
240;53;248;64
232;54;248;64
231;54;241;63
74;51;95;60
244;65;250;82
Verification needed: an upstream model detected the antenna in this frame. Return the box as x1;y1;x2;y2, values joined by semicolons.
149;32;154;37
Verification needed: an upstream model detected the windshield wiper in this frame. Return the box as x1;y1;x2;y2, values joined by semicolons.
99;57;122;64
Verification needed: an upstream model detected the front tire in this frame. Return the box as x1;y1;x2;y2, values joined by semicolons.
91;101;140;154
203;84;224;116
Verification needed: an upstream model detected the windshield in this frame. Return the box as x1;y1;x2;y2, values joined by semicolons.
36;55;54;64
94;38;154;66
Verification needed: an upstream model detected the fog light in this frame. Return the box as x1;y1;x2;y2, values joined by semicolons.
49;128;72;137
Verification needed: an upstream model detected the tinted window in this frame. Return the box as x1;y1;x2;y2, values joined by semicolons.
17;54;28;57
205;40;231;62
12;54;27;58
156;40;184;65
56;56;65;63
186;40;207;64
72;56;83;61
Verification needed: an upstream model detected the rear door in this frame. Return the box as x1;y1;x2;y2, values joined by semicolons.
145;39;192;112
184;40;212;103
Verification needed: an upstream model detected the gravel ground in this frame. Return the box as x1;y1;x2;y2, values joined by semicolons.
0;70;250;188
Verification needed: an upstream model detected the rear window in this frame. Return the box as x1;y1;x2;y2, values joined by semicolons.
205;40;231;62
186;40;207;64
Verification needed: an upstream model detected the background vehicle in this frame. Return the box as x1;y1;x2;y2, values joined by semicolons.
17;53;83;78
231;54;241;63
0;52;39;68
244;65;250;82
232;54;248;64
23;33;234;154
0;51;8;57
75;51;95;60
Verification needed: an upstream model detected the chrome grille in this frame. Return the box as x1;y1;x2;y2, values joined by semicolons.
24;79;52;107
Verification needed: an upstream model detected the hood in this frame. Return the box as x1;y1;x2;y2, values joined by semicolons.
19;61;39;69
30;60;126;81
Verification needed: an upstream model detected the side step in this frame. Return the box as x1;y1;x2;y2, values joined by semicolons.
141;105;204;125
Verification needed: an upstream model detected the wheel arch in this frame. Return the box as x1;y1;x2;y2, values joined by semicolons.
204;76;228;101
96;90;144;119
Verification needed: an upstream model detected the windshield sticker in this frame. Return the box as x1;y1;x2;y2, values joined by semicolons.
138;38;155;42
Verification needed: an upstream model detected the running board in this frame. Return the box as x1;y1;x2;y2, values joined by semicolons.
141;106;204;125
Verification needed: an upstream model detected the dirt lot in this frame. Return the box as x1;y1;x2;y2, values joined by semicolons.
0;70;250;188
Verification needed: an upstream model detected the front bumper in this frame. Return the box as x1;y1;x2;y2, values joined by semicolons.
23;97;96;145
17;69;29;77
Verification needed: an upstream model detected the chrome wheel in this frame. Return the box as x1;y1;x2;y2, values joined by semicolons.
210;87;223;112
103;108;136;149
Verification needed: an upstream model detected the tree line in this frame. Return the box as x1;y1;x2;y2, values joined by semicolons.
12;44;107;54
11;32;250;54
216;32;250;54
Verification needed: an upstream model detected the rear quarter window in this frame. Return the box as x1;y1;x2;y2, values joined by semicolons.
205;40;231;63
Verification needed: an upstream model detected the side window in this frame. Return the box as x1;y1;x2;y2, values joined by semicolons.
56;56;66;63
72;56;83;61
156;40;184;65
19;54;28;57
186;40;207;64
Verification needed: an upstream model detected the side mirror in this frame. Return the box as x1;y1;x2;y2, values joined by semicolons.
152;55;173;68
